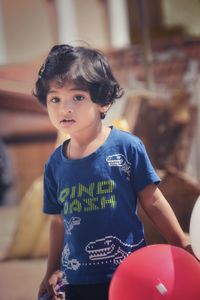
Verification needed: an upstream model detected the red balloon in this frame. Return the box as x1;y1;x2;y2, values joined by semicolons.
109;244;200;300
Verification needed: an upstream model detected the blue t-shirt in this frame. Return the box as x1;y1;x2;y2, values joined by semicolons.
43;127;160;284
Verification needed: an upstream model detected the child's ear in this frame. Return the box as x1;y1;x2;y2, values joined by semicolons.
99;104;112;119
100;103;112;114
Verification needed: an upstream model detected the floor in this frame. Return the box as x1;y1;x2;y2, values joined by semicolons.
0;206;46;300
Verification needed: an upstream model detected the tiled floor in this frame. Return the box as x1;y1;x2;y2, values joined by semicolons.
0;206;18;258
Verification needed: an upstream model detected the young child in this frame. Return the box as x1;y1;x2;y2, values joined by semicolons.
34;44;191;300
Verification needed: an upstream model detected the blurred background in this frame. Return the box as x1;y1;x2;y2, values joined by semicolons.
0;0;200;299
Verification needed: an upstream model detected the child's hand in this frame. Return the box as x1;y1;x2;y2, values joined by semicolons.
38;271;64;300
48;270;63;298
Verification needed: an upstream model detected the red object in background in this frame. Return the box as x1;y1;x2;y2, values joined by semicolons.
109;244;200;300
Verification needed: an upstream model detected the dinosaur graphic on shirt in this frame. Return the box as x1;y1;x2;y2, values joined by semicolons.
62;244;81;271
62;217;81;271
85;235;144;264
64;217;81;235
106;154;131;179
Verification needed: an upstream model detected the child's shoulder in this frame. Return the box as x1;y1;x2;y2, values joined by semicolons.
112;127;142;146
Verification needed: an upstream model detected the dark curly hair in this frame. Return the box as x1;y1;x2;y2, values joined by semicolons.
33;44;124;109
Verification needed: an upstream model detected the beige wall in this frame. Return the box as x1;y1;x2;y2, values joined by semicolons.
162;0;200;36
75;0;109;49
2;0;54;64
1;0;110;64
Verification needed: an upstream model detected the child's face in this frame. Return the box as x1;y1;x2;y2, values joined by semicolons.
46;81;106;136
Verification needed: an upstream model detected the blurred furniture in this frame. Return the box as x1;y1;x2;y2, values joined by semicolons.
0;75;56;204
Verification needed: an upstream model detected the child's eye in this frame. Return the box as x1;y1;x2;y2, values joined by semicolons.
73;95;85;102
50;97;60;103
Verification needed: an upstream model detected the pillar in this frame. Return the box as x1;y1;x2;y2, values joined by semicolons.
55;0;79;44
107;0;130;48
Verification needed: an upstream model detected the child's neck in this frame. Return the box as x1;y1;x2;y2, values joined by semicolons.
67;124;111;160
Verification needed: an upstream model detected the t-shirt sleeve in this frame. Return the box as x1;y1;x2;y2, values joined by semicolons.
131;138;160;193
43;163;62;214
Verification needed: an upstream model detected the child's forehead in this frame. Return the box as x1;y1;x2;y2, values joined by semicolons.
48;80;87;93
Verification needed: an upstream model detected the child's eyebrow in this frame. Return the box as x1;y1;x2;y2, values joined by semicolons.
48;87;84;93
47;90;57;94
70;87;86;92
47;87;87;96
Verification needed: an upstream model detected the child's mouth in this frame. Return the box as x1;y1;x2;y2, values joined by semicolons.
60;119;75;124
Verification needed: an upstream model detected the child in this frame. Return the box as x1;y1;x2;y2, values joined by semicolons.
34;44;191;300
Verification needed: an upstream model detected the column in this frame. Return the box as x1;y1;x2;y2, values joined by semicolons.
107;0;130;48
55;0;79;44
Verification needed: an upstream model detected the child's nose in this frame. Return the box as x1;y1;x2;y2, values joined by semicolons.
60;102;73;114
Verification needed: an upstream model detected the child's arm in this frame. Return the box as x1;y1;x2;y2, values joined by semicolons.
138;184;191;251
38;214;64;299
